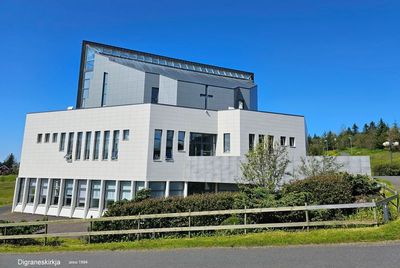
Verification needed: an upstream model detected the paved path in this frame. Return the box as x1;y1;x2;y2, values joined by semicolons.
1;242;399;268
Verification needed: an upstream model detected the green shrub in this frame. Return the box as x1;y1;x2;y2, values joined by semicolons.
0;220;45;245
374;164;400;176
342;173;380;197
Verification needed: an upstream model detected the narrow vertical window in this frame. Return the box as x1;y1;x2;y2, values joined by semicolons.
280;136;287;146
258;134;265;144
17;178;26;203
52;133;58;143
27;178;37;203
67;132;74;156
289;137;296;147
104;181;116;208
84;131;92;160
223;133;230;153
39;179;48;204
75;132;83;160
50;179;61;205
59;133;66;151
89;180;101;208
149;182;166;198
93;131;101;160
101;72;109;107
268;135;274;152
151;87;159;104
249;134;255;150
76;180;87;208
135;181;145;194
178;131;185;151
122;129;130;141
119;181;132;200
169;182;184;197
63;179;73;206
153;129;162;160
111;130;120;160
44;133;50;143
166;130;174;160
37;134;43;143
102;131;110;160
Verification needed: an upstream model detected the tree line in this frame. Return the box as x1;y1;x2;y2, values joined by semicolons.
0;153;19;175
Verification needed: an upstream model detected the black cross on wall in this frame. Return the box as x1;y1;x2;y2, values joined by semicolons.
200;86;213;110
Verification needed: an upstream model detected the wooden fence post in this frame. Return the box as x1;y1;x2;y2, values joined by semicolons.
383;203;389;223
372;199;378;227
88;215;93;244
188;209;191;238
44;217;48;246
244;206;247;234
137;213;140;241
305;203;309;231
3;227;5;245
396;191;399;214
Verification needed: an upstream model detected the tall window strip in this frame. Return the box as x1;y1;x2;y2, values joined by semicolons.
102;131;110;160
151;87;159;104
268;135;274;152
44;133;50;143
37;134;42;143
39;179;48;204
223;133;231;153
104;181;116;208
27;178;36;203
166;130;174;160
17;178;25;203
280;136;287;146
67;132;74;156
50;179;61;205
149;182;166;198
169;182;184;197
93;131;101;160
289;137;296;147
178;131;185;151
81;47;94;108
249;134;255;151
119;181;132;200
90;180;101;208
59;133;66;151
153;129;162;160
75;132;83;160
63;179;73;206
101;72;109;107
122;129;130;141
111;130;120;160
258;134;265;144
84;132;92;160
76;180;87;208
52;133;58;143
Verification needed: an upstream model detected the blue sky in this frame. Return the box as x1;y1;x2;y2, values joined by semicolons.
0;0;399;161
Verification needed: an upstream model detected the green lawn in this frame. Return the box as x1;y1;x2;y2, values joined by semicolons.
0;219;399;253
0;175;17;206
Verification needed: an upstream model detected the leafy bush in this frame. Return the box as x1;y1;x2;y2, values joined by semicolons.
0;220;45;245
374;164;400;176
342;173;380;197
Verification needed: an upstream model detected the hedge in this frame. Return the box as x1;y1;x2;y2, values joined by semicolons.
374;164;400;176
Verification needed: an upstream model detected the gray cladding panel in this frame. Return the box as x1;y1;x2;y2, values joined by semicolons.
144;73;160;103
177;81;206;109
207;86;235;110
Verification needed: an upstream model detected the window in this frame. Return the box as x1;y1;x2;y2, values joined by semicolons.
67;132;74;155
238;100;244;110
169;182;184;197
84;132;92;160
111;130;119;160
189;132;217;156
166;130;174;160
123;129;130;141
249;134;255;150
280;136;287;146
17;178;25;203
39;179;48;204
44;133;50;143
289;137;296;147
37;134;42;143
93;131;101;160
27;178;36;203
76;180;87;208
178;131;185;151
52;133;58;143
149;182;166;198
135;181;145;194
223;133;230;153
63;179;73;206
89;180;101;208
102;131;110;160
268;135;274;152
151;87;159;104
104;181;116;208
153;129;162;160
50;179;61;205
258;134;265;144
75;132;83;160
119;181;132;200
101;72;109;107
59;133;66;151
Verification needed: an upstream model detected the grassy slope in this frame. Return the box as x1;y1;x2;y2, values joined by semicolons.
0;175;17;206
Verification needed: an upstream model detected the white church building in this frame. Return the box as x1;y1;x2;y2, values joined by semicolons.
12;41;370;218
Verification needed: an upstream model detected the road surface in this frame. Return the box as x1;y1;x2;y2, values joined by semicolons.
1;242;399;268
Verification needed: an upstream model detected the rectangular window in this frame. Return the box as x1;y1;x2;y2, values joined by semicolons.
75;132;83;160
280;136;287;146
93;131;101;160
149;182;166;198
290;137;296;147
50;179;61;205
178;131;185;151
166;130;174;160
189;132;217;156
17;178;25;203
249;134;255;150
101;72;109;107
37;134;42;143
44;133;50;143
67;132;74;155
59;133;66;151
27;178;36;203
153;129;162;160
258;134;265;144
268;135;274;152
63;179;73;206
135;181;145;194
52;133;58;143
223;133;230;153
151;87;159;104
104;181;116;208
39;179;48;204
89;180;101;208
84;132;92;160
169;182;184;197
119;181;132;200
123;129;130;141
102;131;110;160
111;130;119;160
76;180;87;208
